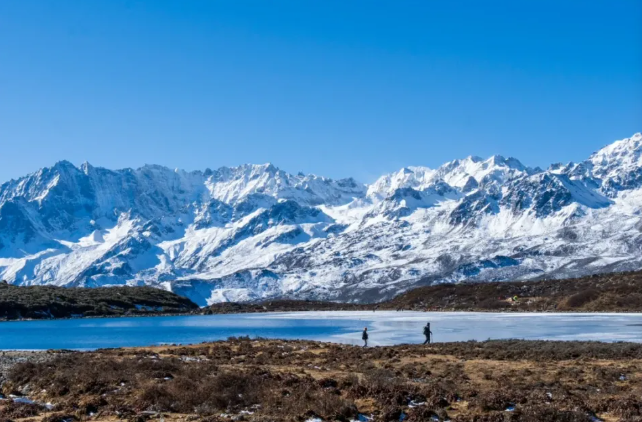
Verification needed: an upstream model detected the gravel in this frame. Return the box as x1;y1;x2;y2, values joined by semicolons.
0;351;54;388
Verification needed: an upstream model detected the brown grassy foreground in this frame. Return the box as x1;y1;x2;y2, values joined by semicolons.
2;339;642;422
205;270;642;314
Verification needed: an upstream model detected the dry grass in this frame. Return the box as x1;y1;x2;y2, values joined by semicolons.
1;339;641;421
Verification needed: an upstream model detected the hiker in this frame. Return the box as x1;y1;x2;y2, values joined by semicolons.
362;327;369;347
423;322;433;344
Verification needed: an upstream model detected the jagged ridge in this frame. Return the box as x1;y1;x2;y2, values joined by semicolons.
0;133;640;306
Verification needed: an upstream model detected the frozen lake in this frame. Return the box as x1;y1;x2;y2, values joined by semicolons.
0;311;640;350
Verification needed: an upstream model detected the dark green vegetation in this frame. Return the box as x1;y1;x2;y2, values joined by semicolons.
0;282;198;320
206;270;642;313
2;339;641;421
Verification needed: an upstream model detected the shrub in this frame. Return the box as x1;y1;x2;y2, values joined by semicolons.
562;289;601;308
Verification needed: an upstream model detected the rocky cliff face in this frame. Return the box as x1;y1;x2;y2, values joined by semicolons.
1;133;641;306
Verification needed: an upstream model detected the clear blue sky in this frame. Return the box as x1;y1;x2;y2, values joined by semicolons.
1;0;640;183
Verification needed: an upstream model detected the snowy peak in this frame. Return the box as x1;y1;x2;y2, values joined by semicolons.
0;133;640;305
205;163;366;206
549;133;642;197
0;161;365;248
590;133;642;179
368;153;535;199
591;133;642;166
1;161;364;212
436;154;534;189
367;166;436;200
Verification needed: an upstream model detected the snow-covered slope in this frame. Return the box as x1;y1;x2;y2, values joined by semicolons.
1;134;641;305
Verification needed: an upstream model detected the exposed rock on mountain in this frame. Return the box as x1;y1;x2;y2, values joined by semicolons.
1;133;641;305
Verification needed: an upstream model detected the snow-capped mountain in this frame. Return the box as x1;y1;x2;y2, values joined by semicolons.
1;133;641;306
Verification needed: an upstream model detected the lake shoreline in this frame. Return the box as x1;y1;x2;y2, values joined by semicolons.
3;270;641;322
3;309;638;325
2;306;642;324
2;311;640;351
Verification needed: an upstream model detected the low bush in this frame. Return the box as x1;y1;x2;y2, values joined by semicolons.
561;289;601;309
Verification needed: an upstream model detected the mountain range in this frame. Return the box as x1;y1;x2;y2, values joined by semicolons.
1;133;640;306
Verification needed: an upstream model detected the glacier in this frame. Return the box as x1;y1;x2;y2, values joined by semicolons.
0;133;641;306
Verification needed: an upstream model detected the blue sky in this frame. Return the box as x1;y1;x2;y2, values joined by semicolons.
1;0;640;183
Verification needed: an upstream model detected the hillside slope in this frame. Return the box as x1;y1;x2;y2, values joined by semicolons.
205;270;642;313
0;283;198;320
385;270;642;312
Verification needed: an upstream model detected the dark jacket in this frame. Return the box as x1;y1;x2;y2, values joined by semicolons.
362;330;369;340
423;326;431;336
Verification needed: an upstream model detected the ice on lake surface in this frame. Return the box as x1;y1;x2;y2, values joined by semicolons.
0;311;640;350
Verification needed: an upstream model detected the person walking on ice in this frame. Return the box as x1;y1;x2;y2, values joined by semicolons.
362;327;369;347
423;322;433;344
